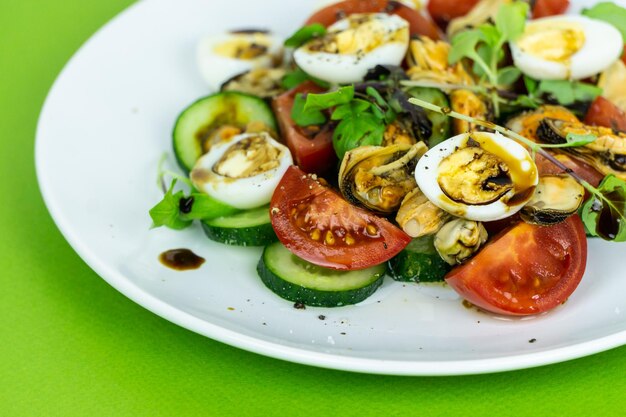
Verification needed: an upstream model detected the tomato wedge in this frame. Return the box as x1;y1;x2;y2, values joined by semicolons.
532;0;570;18
445;215;587;316
584;96;626;133
271;166;411;270
272;81;337;175
427;0;480;26
305;0;440;39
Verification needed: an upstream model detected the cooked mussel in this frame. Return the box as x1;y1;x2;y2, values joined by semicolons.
447;0;504;38
537;118;626;179
450;89;492;134
221;67;287;98
406;37;473;85
434;218;488;265
396;187;451;237
520;175;585;225
339;142;428;213
506;105;579;141
598;59;626;114
381;120;418;146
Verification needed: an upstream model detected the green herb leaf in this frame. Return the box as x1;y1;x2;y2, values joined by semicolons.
281;68;309;89
284;23;327;48
149;178;241;228
565;133;597;147
581;174;626;241
541;132;597;148
495;1;529;42
304;85;355;111
509;94;541;109
331;99;371;120
523;76;538;95
582;2;626;40
281;67;330;90
332;101;385;159
366;86;397;124
291;93;327;126
448;29;484;64
537;80;602;105
497;66;522;86
478;24;501;46
149;180;193;230
179;193;240;221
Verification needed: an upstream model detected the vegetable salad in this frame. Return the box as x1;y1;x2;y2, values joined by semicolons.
150;0;626;316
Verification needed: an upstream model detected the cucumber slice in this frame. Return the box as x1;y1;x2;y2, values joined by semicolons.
173;91;277;172
387;235;450;283
257;242;386;307
406;87;450;147
201;205;276;246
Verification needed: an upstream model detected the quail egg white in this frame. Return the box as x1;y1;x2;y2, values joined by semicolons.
190;132;293;209
293;13;410;84
197;31;283;91
510;15;623;80
415;132;538;222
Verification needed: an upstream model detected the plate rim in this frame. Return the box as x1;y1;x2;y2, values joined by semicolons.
34;0;626;376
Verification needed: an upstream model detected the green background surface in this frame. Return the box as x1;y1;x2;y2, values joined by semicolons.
1;1;625;416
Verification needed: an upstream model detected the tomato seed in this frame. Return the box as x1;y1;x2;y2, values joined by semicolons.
310;229;321;241
325;231;335;245
366;224;379;236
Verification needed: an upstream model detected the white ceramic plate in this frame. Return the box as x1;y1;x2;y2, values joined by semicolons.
36;0;626;375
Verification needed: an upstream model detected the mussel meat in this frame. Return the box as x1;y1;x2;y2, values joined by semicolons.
339;142;428;213
406;37;473;85
447;0;505;38
381;120;418;147
434;218;488;265
520;175;585;225
506;105;579;141
396;187;451;238
598;59;626;114
537;118;626;179
450;89;492;134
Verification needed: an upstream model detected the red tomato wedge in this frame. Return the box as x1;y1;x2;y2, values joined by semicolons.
445;215;587;316
584;96;626;133
270;166;411;270
305;0;440;39
427;0;480;26
621;46;626;65
272;81;337;175
532;0;570;18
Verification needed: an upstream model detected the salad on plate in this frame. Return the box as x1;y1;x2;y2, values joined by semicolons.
149;0;626;317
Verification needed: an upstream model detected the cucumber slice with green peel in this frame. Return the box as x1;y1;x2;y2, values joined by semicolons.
173;91;277;172
201;205;276;246
387;235;450;283
406;87;450;147
257;242;386;307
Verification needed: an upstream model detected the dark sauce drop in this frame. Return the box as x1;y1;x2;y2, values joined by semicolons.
506;186;536;207
596;189;625;240
159;249;205;271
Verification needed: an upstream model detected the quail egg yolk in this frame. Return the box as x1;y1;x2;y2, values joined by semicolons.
437;146;513;205
213;135;282;178
304;14;408;55
516;20;585;63
213;34;272;59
